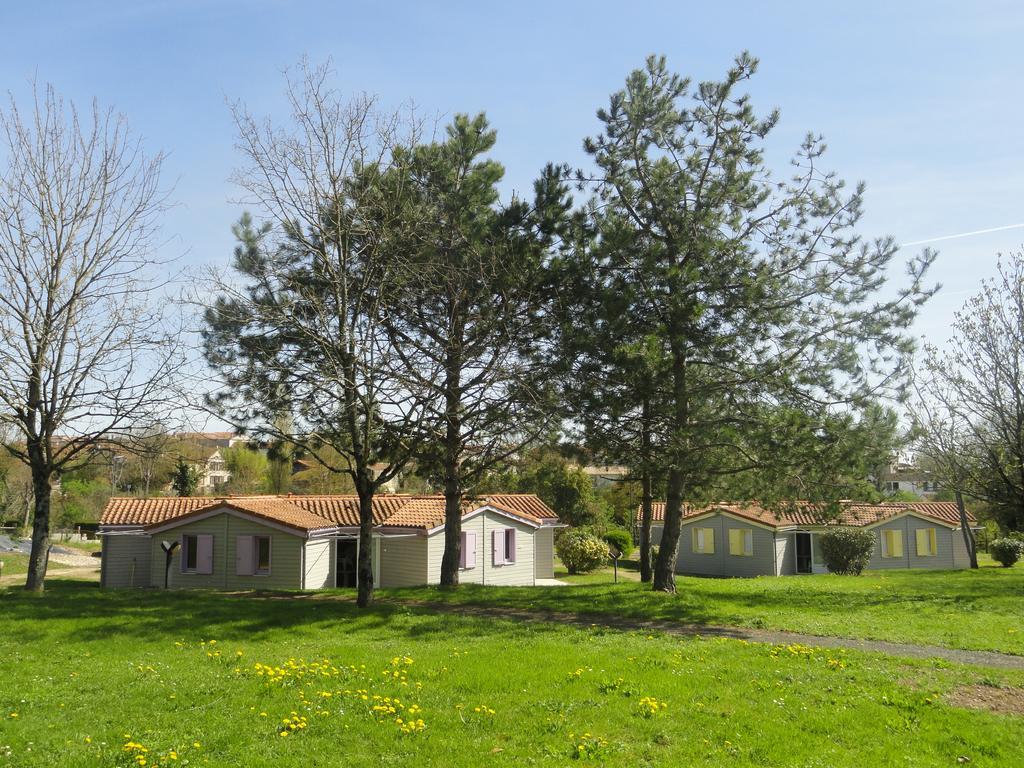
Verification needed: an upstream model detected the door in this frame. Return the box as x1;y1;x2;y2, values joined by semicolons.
795;532;813;574
336;540;358;588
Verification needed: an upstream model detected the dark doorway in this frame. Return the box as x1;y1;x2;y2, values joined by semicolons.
795;532;813;574
336;540;357;588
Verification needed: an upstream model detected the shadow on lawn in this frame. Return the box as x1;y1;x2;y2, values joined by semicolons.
0;579;578;645
384;566;1024;626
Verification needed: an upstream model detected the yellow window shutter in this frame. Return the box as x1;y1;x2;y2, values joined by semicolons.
929;528;937;555
892;530;903;557
916;528;928;556
729;529;742;556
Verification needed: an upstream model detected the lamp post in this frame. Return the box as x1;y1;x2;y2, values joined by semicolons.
161;540;180;589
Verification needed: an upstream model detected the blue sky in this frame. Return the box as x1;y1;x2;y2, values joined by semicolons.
2;0;1022;345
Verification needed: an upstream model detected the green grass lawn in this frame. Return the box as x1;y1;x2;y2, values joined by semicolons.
386;561;1024;655
1;580;1022;767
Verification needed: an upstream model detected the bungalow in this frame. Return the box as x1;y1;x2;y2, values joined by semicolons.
639;501;976;576
99;493;560;590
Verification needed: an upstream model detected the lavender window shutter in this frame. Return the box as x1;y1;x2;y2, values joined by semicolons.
198;534;214;574
236;535;255;576
459;532;467;569
493;529;503;566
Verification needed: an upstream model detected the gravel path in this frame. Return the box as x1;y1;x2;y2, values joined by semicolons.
399;600;1024;671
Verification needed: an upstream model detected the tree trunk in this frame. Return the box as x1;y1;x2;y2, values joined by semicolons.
355;480;375;608
955;488;979;569
652;468;682;592
439;476;462;587
653;334;687;593
638;393;654;583
24;463;51;593
639;470;653;583
438;338;464;587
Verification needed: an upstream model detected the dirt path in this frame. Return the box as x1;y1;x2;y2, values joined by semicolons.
396;600;1024;671
0;564;99;587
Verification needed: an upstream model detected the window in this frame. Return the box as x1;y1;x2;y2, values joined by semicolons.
181;534;213;574
492;528;516;565
236;535;272;576
691;527;715;554
728;528;753;557
915;528;937;557
459;531;477;569
255;536;271;574
182;534;198;571
880;529;903;558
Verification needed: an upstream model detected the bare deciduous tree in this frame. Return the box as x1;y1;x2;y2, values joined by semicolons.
915;252;1024;550
0;84;178;591
204;60;431;607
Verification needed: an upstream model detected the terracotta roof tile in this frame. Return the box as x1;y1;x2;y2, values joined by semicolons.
639;500;974;528
101;497;219;526
101;493;559;533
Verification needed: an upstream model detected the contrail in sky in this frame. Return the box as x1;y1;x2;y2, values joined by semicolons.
901;222;1024;247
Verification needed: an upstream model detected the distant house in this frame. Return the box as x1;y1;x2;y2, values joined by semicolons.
173;431;249;449
197;449;231;492
578;465;630;489
99;494;561;590
874;460;941;498
639;501;976;576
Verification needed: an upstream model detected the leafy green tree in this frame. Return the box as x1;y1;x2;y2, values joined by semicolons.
54;478;110;528
579;54;936;592
171;457;200;497
515;449;607;528
222;446;269;494
380;114;569;586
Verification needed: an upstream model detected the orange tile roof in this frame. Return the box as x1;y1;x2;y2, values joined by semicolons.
101;496;220;526
639;500;974;528
101;493;559;533
141;497;338;533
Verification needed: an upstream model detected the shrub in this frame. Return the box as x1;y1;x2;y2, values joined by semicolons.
819;528;875;575
989;538;1024;568
556;530;610;574
602;527;634;560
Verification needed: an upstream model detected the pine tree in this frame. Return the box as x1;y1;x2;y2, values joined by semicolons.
171;458;200;497
380;114;570;586
578;53;936;592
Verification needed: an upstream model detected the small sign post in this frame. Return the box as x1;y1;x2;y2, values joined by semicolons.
608;544;622;584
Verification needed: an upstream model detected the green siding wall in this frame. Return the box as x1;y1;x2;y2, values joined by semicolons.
534;526;555;579
303;538;334;589
102;534;152;588
866;516;957;571
147;512;304;590
378;535;428;587
674;515;777;577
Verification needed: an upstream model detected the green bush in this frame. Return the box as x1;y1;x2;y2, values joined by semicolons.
602;527;634;559
556;530;610;574
989;538;1024;568
819;528;875;575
